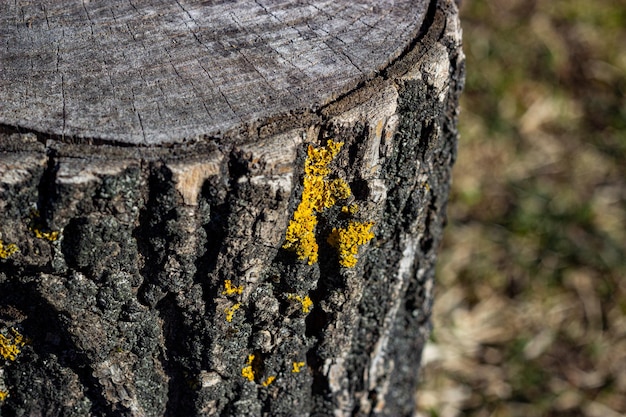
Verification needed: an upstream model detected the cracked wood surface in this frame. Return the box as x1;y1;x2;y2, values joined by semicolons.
1;0;427;145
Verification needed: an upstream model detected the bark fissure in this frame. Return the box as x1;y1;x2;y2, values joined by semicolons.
0;280;112;416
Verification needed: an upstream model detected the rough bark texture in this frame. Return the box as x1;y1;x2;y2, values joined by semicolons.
0;0;464;416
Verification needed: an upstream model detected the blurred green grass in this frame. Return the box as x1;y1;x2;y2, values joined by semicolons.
417;0;626;416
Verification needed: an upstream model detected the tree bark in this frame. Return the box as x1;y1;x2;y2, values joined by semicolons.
0;0;464;416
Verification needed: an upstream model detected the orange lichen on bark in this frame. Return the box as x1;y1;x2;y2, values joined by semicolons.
327;221;375;268
283;140;351;264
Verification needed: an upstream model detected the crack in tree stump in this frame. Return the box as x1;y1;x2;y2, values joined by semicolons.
0;0;464;415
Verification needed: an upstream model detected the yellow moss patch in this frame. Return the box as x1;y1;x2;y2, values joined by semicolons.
0;328;26;361
261;375;276;387
222;280;243;296
0;390;7;402
291;361;306;373
327;221;375;268
288;294;313;314
283;140;351;265
224;303;242;323
0;239;19;259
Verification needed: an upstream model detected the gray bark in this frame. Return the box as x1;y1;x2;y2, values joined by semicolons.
0;0;464;416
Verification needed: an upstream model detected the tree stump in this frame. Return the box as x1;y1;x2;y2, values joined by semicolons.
0;0;463;415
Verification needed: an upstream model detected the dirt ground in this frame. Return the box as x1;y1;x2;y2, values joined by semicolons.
417;1;626;416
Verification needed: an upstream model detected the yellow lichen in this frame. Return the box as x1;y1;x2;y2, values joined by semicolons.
29;210;59;242
261;375;276;387
241;354;257;382
299;296;313;313
0;329;27;405
288;294;313;314
291;361;306;373
241;354;273;385
31;228;59;242
0;239;19;259
327;221;375;268
224;303;242;323
241;365;255;381
283;140;351;264
341;203;359;214
0;328;26;361
222;280;243;296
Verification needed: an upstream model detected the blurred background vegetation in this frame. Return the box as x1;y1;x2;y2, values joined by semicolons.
417;0;626;416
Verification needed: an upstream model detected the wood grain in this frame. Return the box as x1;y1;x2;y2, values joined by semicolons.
0;0;427;145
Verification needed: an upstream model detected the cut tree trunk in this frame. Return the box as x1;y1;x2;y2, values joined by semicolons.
0;0;464;416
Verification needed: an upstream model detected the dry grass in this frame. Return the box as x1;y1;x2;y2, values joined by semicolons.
417;0;626;416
